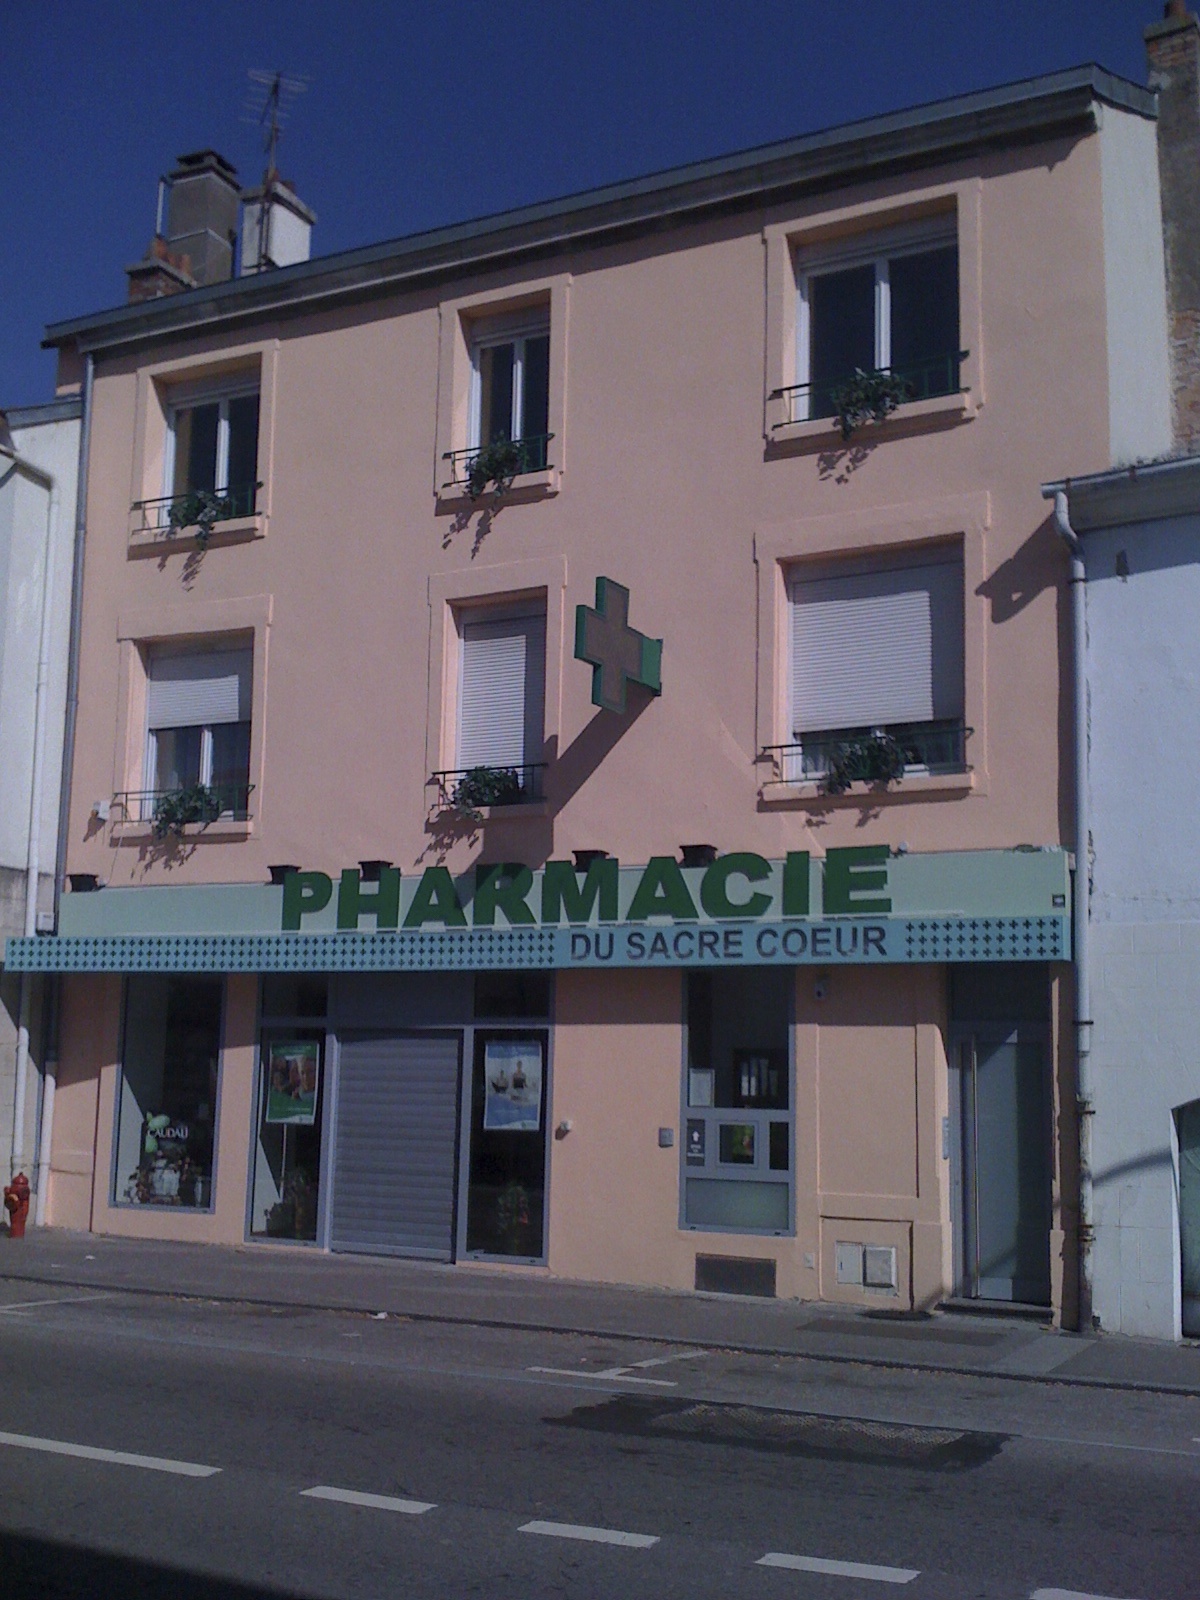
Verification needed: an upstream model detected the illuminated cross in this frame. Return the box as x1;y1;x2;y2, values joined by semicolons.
574;577;662;714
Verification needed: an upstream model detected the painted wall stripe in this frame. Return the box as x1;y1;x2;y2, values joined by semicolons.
301;1485;435;1514
757;1552;919;1583
520;1519;659;1549
0;1429;218;1478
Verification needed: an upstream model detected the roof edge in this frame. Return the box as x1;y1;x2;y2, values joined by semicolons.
46;64;1149;357
1042;454;1200;530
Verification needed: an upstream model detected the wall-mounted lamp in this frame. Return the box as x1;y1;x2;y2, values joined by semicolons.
679;843;716;868
555;1119;574;1140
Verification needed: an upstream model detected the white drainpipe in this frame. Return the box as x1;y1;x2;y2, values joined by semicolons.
1052;488;1094;1332
0;433;59;1185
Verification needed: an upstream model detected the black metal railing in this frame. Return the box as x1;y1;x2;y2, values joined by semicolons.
441;433;554;491
428;764;546;812
764;720;970;785
772;352;968;428
113;783;255;826
132;482;260;534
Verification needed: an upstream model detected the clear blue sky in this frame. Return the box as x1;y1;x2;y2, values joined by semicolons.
2;0;1155;404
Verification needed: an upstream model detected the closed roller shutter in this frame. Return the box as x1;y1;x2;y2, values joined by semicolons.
458;613;545;769
331;1032;462;1260
148;647;252;728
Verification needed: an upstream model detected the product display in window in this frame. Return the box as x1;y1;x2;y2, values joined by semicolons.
114;976;222;1208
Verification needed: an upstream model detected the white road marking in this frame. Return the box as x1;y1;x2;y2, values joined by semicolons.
757;1551;919;1584
1030;1591;1147;1600
0;1294;108;1314
0;1429;219;1478
520;1519;659;1548
301;1485;435;1514
528;1347;708;1386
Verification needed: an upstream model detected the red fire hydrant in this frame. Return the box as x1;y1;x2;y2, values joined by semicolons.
3;1172;30;1239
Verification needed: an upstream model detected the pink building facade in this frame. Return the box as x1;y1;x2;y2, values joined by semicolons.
12;68;1170;1321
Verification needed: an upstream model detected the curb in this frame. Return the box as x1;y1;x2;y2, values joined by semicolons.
3;1267;1198;1399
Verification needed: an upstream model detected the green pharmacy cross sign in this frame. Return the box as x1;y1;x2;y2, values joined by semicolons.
574;577;662;714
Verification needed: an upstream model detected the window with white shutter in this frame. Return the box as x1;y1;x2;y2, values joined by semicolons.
454;607;545;803
788;550;965;780
144;644;253;819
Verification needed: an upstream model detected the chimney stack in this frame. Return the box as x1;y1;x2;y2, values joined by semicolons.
1147;3;1200;451
125;150;240;303
239;172;316;275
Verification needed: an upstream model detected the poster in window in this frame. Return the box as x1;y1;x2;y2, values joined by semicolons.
265;1040;320;1125
483;1038;543;1132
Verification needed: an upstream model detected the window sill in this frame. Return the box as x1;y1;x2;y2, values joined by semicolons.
435;466;559;512
127;513;266;556
110;817;255;843
765;390;974;456
427;799;551;829
758;769;975;808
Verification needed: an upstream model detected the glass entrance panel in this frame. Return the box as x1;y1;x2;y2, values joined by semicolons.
464;1029;548;1259
1177;1100;1200;1336
250;1028;326;1241
958;1034;1050;1304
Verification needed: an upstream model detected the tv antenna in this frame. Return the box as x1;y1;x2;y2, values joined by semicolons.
243;69;308;182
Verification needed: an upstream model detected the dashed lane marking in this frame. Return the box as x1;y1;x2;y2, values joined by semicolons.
301;1485;435;1514
0;1429;219;1478
757;1551;919;1584
519;1519;659;1549
1030;1590;1147;1600
528;1347;709;1386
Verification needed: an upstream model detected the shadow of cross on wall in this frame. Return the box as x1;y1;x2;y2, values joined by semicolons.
574;576;663;714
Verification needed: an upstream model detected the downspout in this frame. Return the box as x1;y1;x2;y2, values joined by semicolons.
1052;488;1094;1332
0;436;58;1182
37;351;94;1222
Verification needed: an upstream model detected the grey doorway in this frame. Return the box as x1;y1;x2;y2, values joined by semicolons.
330;1031;462;1260
951;1029;1051;1305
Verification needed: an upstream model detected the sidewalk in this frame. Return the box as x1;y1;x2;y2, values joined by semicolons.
2;1227;1198;1394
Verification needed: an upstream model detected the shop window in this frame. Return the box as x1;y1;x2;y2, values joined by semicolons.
114;976;223;1208
166;375;260;518
250;977;328;1243
795;226;960;422
464;1028;549;1259
135;643;253;824
682;969;792;1234
444;604;546;804
787;547;965;784
470;309;551;472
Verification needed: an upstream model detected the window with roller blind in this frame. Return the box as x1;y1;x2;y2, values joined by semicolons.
455;606;546;803
788;548;965;782
144;643;253;818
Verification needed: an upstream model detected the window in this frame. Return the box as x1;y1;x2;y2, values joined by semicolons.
166;376;260;517
469;310;551;472
447;605;546;804
682;969;792;1234
141;644;253;821
250;977;329;1244
114;976;223;1208
796;224;960;422
788;549;965;782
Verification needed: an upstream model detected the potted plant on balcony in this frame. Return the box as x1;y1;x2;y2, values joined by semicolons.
445;765;524;823
829;368;913;441
822;731;907;795
151;783;225;839
464;437;526;501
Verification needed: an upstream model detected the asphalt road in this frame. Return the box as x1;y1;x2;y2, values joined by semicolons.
0;1280;1195;1599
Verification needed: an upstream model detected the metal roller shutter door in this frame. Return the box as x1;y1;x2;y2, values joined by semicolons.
331;1032;462;1259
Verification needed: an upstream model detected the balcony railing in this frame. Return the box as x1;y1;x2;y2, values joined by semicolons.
763;720;970;787
441;434;554;493
132;481;260;534
772;352;968;429
428;764;546;814
113;782;255;827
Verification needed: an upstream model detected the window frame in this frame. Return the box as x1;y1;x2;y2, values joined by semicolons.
163;372;261;505
140;641;254;825
794;218;959;425
446;599;548;806
467;309;552;454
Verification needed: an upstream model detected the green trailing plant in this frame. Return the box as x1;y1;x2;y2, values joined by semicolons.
448;765;524;821
151;783;225;839
822;732;907;796
166;488;235;548
465;437;526;500
829;368;913;441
